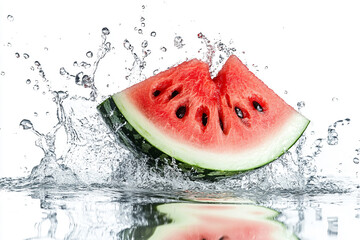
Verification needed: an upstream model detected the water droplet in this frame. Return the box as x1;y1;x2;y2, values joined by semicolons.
174;36;185;49
102;27;110;35
79;61;91;68
34;112;38;117
354;158;359;164
197;32;204;39
15;52;20;58
141;22;145;27
44;47;48;51
39;69;46;79
160;46;167;52
59;67;67;75
142;5;145;9
23;53;29;59
19;119;33;130
105;42;111;50
265;66;268;69
284;90;288;94
297;101;305;110
82;75;92;88
138;29;143;34
355;148;360;155
7;15;14;22
34;61;41;67
0;71;5;76
26;79;31;84
123;39;132;50
140;17;145;22
150;31;156;37
75;72;84;85
7;42;12;47
30;66;35;71
143;49;151;57
141;40;148;48
86;51;93;58
153;69;159;75
332;97;338;102
33;84;39;91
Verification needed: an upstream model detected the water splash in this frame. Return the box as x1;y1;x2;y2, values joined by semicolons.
3;27;358;196
58;28;112;101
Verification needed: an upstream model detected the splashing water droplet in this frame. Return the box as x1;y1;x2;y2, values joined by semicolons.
160;46;167;52
150;31;156;37
59;67;67;76
355;148;360;155
123;39;132;50
33;84;39;91
138;29;143;34
141;22;145;27
82;75;92;88
354;158;360;164
20;119;33;130
75;72;84;85
284;90;288;94
153;69;159;75
141;40;148;48
174;36;185;49
140;17;145;22
44;47;48;51
26;79;31;84
23;53;30;59
297;101;305;110
15;52;20;58
86;51;93;58
143;49;151;58
34;61;41;67
102;27;110;35
7;15;14;22
142;5;145;9
0;71;5;76
34;112;38;117
332;97;338;102
7;42;12;47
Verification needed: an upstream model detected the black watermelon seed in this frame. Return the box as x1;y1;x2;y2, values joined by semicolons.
234;106;244;118
253;101;263;112
176;106;186;119
153;90;161;97
201;113;208;126
170;90;179;99
219;118;224;132
219;236;229;240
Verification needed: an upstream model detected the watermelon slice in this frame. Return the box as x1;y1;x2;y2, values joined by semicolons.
119;202;297;240
98;55;309;174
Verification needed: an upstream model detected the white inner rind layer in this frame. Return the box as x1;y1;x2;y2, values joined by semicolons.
113;92;310;172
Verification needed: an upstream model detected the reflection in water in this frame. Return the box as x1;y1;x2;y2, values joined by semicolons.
1;188;360;240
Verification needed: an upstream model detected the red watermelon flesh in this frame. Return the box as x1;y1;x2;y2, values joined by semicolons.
100;55;309;172
147;203;297;240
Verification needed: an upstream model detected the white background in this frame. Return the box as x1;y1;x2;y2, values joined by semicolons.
1;0;360;177
1;1;360;240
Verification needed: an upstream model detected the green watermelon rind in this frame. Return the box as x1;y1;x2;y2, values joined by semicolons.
97;92;309;174
97;96;237;179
